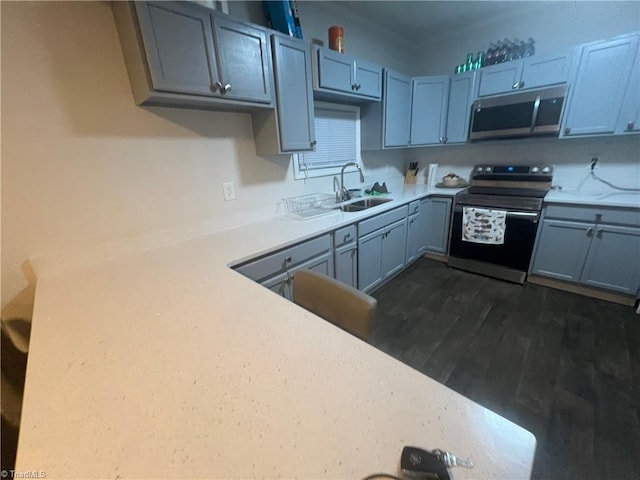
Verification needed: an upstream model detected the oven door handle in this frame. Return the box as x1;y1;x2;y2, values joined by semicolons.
505;211;540;219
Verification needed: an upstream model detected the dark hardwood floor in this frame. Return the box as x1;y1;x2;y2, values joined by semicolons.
370;258;640;480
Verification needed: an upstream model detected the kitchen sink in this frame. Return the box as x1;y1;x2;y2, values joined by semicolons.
338;197;393;212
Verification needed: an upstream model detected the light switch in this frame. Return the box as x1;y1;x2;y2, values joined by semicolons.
222;181;236;201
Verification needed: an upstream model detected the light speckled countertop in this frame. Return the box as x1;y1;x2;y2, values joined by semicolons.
544;190;640;209
16;185;536;479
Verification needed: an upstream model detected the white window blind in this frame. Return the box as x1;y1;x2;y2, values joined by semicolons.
295;104;360;178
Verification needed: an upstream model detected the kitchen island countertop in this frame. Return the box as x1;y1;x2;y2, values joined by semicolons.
16;185;536;480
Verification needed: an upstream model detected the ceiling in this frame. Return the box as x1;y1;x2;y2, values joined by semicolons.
332;1;557;46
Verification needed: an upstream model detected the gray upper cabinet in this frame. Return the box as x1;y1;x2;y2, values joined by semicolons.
477;51;572;97
314;46;382;101
446;71;477;144
561;34;639;137
383;70;413;147
212;16;272;104
355;59;383;98
409;76;450;146
253;34;315;155
616;37;640;134
135;2;219;96
112;1;273;109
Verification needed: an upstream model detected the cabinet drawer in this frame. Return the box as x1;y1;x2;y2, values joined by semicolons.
408;200;422;216
334;225;357;247
358;206;408;237
234;234;331;282
544;204;640;226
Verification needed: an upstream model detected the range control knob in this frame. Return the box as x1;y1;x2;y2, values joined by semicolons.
531;166;540;173
542;166;551;174
485;166;492;172
476;167;483;172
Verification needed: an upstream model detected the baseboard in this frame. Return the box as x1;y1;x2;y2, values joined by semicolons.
527;275;637;307
423;252;448;263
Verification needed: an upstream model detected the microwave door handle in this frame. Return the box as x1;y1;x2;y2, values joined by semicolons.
529;95;541;132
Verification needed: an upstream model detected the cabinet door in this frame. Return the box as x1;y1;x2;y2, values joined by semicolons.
406;214;423;264
520;51;572;90
562;35;639;136
272;35;315;151
425;197;452;254
383;70;412;147
478;61;523;96
616;39;640;134
335;243;358;289
354;60;383;99
581;225;640;295
381;219;408;279
135;2;218;96
446;71;476;144
262;272;289;299
358;230;384;293
317;48;355;93
213;16;272;103
530;220;593;282
410;75;450;145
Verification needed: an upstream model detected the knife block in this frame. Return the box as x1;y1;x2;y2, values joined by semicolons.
404;170;417;184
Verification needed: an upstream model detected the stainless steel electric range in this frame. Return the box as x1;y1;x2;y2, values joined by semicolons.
448;164;553;284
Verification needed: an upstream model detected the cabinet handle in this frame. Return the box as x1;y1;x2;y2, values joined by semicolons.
564;127;571;135
596;228;603;238
284;256;292;263
212;81;223;92
310;140;317;147
519;81;525;89
220;83;232;95
512;81;520;90
627;121;635;131
586;227;594;237
351;83;357;90
439;137;444;143
356;83;361;91
344;233;351;241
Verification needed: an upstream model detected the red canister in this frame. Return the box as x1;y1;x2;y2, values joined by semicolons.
328;26;344;53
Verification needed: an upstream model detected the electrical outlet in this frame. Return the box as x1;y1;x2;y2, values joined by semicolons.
222;181;236;201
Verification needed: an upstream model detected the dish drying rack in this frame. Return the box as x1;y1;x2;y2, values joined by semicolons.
281;193;338;219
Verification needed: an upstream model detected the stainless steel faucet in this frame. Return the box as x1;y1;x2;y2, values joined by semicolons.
337;162;365;203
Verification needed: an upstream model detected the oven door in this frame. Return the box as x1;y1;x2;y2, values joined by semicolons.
449;205;540;272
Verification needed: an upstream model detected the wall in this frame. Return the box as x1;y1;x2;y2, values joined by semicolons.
416;1;640;75
0;1;406;311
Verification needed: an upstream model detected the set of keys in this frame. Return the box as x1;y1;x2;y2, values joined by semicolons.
401;446;473;479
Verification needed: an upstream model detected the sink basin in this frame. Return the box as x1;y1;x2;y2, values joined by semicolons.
338;197;393;212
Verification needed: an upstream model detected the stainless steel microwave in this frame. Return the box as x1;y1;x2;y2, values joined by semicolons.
469;85;568;141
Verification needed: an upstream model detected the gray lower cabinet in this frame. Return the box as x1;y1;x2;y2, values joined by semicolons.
561;34;639;137
253;34;315;155
233;234;333;300
357;207;408;293
334;225;358;288
406;200;428;264
112;1;273;109
424;197;453;254
263;251;334;300
530;206;640;296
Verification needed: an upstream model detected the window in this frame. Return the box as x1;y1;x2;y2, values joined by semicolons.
293;102;361;180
